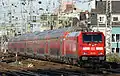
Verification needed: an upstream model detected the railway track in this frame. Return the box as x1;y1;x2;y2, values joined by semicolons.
0;52;120;76
1;67;120;76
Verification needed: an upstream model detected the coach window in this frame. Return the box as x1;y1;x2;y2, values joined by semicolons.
37;48;44;54
27;48;33;53
14;48;16;51
112;34;115;42
20;48;24;52
116;34;120;42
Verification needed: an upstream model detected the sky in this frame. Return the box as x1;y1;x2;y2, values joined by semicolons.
0;0;95;21
0;0;94;11
40;0;94;11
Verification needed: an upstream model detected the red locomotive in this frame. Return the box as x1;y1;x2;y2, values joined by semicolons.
8;28;105;65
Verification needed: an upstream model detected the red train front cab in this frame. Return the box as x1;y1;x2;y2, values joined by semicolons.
77;32;105;61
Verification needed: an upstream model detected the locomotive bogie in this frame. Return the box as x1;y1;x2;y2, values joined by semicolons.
80;56;105;61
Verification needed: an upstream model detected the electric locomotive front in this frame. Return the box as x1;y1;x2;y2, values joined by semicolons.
78;32;105;62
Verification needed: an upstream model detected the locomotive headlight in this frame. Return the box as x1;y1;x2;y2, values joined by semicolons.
96;47;103;50
83;52;88;55
83;47;90;50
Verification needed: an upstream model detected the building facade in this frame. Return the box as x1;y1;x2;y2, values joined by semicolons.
91;1;120;55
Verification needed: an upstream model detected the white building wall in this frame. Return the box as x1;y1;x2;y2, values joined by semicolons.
91;0;96;9
93;27;106;34
97;14;120;24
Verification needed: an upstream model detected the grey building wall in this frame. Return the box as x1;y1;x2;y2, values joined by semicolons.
91;1;120;26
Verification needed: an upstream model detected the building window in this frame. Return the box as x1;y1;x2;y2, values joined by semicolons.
112;48;115;53
113;17;118;21
59;20;62;24
112;34;120;42
112;34;115;42
30;24;33;28
116;48;119;53
116;34;120;42
40;15;47;20
99;17;104;22
33;16;36;22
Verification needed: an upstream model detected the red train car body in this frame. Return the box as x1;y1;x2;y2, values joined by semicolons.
8;28;105;65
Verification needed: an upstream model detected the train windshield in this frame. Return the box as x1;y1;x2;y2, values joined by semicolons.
83;34;102;42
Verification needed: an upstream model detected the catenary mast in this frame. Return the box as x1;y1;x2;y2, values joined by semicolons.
105;0;112;53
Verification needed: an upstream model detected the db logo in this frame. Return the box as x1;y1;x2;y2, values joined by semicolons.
90;52;96;55
91;47;95;50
